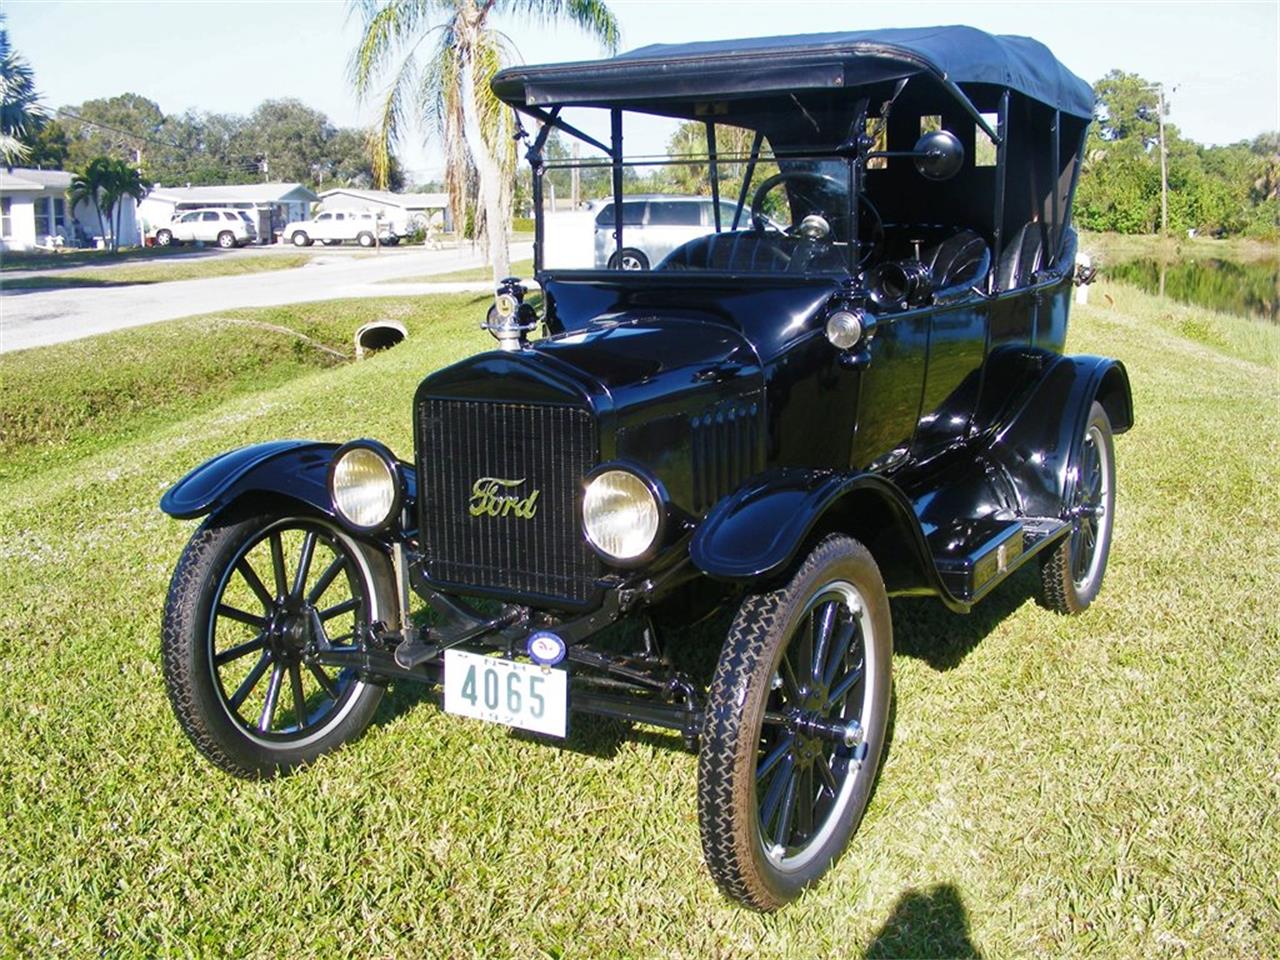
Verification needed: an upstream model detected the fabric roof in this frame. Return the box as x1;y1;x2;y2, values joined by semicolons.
493;25;1094;119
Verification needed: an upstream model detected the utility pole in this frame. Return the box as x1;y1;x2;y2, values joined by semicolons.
571;141;580;209
1155;82;1168;236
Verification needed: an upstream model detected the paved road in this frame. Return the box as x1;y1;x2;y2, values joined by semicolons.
0;243;532;353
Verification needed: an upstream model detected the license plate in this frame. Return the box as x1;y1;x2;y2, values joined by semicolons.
443;649;567;738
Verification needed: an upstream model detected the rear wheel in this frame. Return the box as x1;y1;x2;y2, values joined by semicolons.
357;231;376;248
161;510;389;778
292;231;311;247
155;229;173;246
1037;401;1116;614
217;231;236;249
698;535;892;910
607;248;649;271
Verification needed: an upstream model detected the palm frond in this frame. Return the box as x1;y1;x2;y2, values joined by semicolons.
499;0;620;52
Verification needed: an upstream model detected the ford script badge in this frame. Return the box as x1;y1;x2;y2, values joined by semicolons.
526;630;567;667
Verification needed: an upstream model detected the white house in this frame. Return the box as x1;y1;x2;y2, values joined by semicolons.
0;167;139;251
316;188;451;234
138;182;319;244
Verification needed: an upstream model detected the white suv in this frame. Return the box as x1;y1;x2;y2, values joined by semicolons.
283;210;398;248
155;209;257;248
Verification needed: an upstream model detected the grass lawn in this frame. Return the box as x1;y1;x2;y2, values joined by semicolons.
0;253;313;291
383;257;535;284
0;279;1276;957
0;245;205;272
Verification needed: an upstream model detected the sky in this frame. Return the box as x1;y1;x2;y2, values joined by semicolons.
5;0;1279;182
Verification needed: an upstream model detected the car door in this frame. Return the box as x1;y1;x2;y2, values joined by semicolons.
312;212;334;240
644;201;705;263
195;211;221;242
170;212;197;242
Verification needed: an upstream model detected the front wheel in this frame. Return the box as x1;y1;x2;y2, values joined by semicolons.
161;510;390;778
698;534;893;910
1037;401;1116;614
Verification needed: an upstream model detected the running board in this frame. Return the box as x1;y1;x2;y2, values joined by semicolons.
930;516;1069;603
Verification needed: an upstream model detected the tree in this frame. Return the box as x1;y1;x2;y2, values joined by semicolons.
0;15;46;166
69;156;149;251
235;99;335;184
61;93;166;169
18;116;69;168
350;0;620;281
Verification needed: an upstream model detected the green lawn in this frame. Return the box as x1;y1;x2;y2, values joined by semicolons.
0;253;313;290
0;245;203;272
0;279;1276;957
382;257;535;284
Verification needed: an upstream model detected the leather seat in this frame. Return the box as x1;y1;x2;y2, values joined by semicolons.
996;222;1047;290
659;232;793;272
920;229;991;293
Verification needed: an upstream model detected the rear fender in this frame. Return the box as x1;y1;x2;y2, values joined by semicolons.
985;355;1132;518
159;439;417;526
690;468;952;605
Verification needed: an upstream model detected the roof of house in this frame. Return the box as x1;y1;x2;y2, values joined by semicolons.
0;168;73;192
145;182;319;205
317;188;449;210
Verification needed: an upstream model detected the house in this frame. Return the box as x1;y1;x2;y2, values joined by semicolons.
0;167;139;251
137;182;319;244
316;188;451;234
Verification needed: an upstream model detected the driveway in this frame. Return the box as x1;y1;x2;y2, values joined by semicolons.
0;243;532;353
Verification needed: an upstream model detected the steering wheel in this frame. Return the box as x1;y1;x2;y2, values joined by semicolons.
748;170;885;267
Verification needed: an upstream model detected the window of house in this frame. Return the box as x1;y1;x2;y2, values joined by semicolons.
1;197;11;238
53;198;66;230
34;197;51;238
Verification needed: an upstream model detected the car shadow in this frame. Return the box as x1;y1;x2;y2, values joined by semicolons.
891;565;1039;671
863;882;984;958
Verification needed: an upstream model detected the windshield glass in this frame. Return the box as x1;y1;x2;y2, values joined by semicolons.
533;108;858;277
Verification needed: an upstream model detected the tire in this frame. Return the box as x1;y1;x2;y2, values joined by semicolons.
698;534;893;910
217;231;236;249
607;248;649;271
357;231;376;248
1037;401;1116;614
155;229;173;247
161;510;390;778
292;231;312;247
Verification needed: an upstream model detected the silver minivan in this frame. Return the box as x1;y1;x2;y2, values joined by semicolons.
593;195;742;270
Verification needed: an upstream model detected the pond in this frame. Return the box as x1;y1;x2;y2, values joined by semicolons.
1107;256;1279;323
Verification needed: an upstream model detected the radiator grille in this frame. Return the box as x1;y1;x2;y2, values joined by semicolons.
417;398;600;604
691;396;762;512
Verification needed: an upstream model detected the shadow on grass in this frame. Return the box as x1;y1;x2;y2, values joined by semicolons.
1;276;150;293
863;882;983;959
891;565;1039;671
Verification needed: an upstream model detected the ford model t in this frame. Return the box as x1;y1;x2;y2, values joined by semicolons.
160;27;1131;909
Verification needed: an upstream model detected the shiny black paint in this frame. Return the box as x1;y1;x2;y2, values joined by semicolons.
160;439;418;538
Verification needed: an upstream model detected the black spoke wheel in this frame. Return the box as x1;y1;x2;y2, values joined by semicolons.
698;535;892;910
1037;400;1116;614
162;510;391;777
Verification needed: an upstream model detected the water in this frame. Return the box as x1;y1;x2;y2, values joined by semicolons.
1107;256;1279;324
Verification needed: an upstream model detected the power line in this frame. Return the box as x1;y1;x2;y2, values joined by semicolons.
55;108;266;167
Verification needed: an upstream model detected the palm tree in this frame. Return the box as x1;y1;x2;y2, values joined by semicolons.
0;15;46;166
350;0;620;281
69;157;149;251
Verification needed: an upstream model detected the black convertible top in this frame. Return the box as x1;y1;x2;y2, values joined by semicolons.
493;25;1093;119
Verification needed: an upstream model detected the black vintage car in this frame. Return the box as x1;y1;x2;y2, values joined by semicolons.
159;27;1132;910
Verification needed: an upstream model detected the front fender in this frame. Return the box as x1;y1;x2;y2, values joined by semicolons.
159;439;416;523
690;468;942;597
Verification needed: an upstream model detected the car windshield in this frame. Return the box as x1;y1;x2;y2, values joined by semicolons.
537;107;860;277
